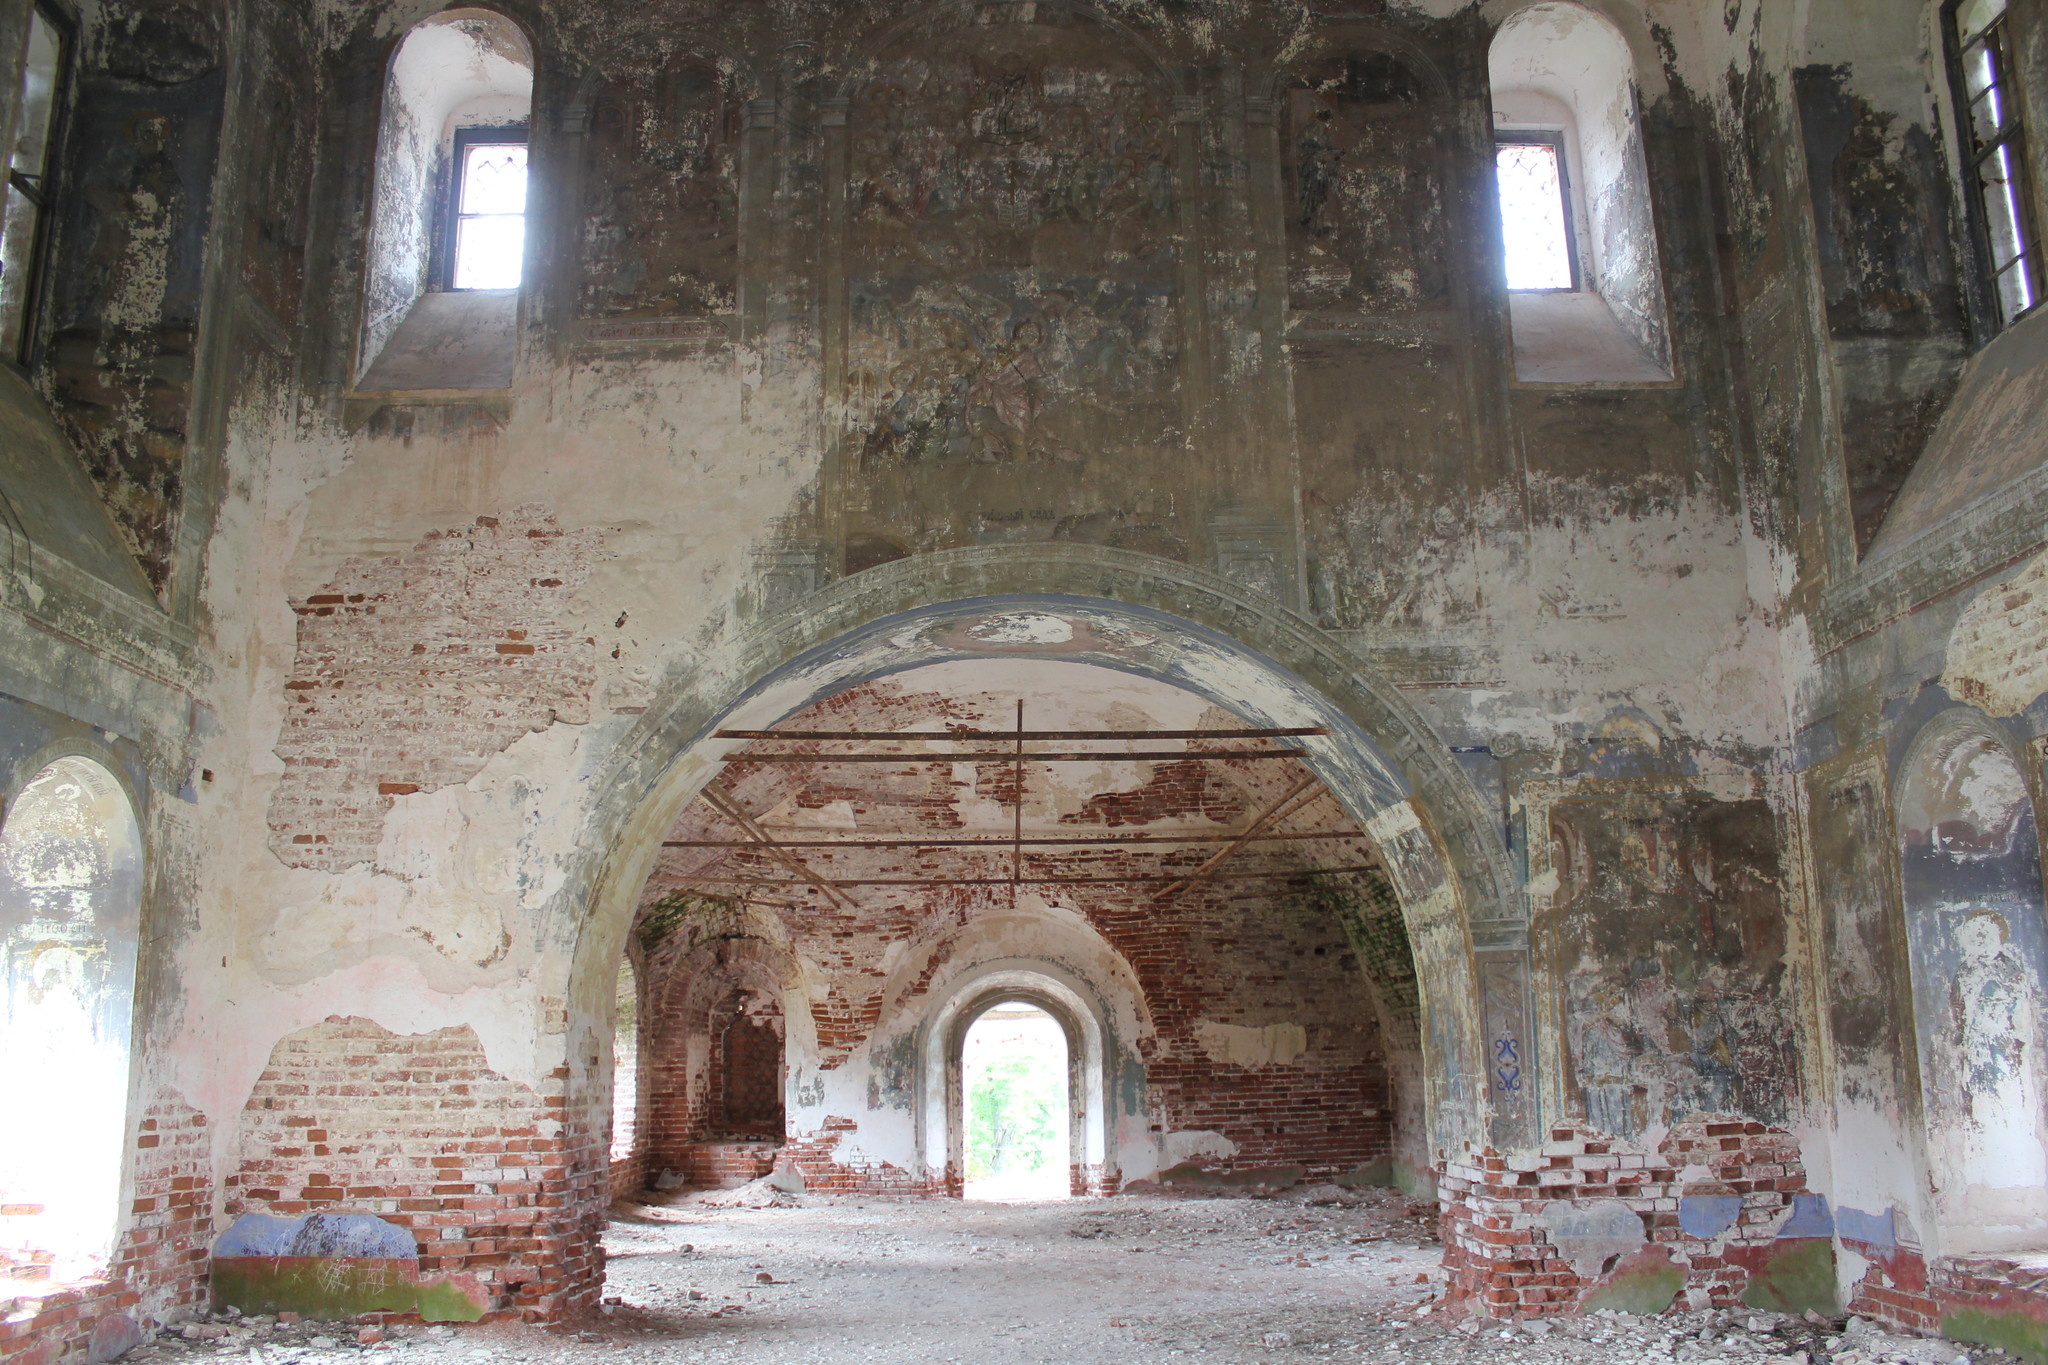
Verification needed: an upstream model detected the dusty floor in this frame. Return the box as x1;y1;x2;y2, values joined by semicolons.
135;1191;2007;1365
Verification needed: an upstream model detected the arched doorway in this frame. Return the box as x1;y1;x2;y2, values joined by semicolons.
561;554;1523;1302
1897;710;2048;1255
960;999;1072;1200
0;754;144;1282
622;656;1433;1198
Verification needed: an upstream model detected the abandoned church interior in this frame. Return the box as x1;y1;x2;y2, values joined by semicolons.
6;0;2048;1360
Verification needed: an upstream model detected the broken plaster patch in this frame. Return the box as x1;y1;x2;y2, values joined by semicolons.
1945;549;2048;716
259;723;593;981
1538;1198;1649;1279
264;507;604;872
1193;1020;1308;1068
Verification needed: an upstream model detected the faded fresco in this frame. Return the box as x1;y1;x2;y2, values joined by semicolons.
1283;47;1472;633
580;60;741;324
1283;52;1449;318
840;10;1184;554
1808;756;1910;1096
47;0;228;589
1897;723;2048;1250
1540;796;1798;1140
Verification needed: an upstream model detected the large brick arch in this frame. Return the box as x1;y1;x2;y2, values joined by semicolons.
554;545;1526;1215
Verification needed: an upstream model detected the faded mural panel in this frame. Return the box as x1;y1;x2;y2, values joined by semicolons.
841;7;1185;557
580;59;741;327
1539;795;1798;1141
1897;718;2048;1255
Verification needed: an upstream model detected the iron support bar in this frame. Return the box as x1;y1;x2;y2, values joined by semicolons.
1153;777;1324;904
660;829;1365;850
721;748;1306;764
697;782;857;911
715;726;1328;742
673;865;1382;889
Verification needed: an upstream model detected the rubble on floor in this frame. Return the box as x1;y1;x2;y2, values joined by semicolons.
124;1197;2015;1365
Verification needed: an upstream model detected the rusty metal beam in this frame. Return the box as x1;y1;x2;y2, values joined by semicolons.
721;748;1306;764
660;829;1366;850
1152;777;1324;905
670;864;1382;890
715;726;1328;742
697;782;857;910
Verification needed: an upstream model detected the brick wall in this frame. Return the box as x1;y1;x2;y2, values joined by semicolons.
224;1017;600;1320
0;1095;213;1365
265;508;602;871
1439;1118;1821;1318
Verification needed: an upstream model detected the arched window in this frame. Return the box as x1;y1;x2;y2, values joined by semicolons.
610;958;639;1163
1897;715;2048;1255
1488;2;1672;382
358;8;533;389
0;756;142;1282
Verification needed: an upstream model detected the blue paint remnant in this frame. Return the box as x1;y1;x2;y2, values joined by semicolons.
1679;1195;1744;1240
1779;1194;1833;1239
1835;1206;1897;1248
215;1211;417;1260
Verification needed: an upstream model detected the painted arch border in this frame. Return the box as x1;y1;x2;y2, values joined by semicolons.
561;543;1527;1156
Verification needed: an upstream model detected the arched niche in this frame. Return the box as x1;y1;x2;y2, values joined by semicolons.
1897;710;2048;1255
639;924;806;1183
0;754;143;1281
359;7;535;383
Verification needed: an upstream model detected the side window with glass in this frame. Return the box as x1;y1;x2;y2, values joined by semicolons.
1949;0;2041;330
356;10;533;389
1;3;72;364
447;126;528;291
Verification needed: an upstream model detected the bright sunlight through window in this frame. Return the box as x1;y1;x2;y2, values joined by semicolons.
451;138;527;290
1496;140;1574;291
964;1004;1069;1201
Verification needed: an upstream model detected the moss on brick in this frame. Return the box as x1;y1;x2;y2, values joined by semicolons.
1944;1305;2048;1364
1741;1237;1837;1316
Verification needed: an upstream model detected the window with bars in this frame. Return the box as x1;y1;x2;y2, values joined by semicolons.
1949;0;2040;330
0;3;72;364
445;126;528;291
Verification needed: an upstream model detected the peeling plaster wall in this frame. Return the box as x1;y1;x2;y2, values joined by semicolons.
19;0;2048;1352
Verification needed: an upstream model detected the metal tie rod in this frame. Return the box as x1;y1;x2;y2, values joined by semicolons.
721;748;1307;763
715;726;1329;741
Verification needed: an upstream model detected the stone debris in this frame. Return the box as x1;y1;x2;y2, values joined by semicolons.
106;1199;2018;1365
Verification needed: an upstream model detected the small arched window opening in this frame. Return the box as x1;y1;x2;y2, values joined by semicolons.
1898;715;2048;1256
962;1002;1070;1201
1488;2;1672;383
358;8;532;390
0;756;143;1282
610;958;639;1164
